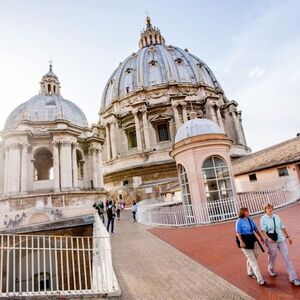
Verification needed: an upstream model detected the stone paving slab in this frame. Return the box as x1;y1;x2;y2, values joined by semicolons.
109;211;253;300
150;202;300;300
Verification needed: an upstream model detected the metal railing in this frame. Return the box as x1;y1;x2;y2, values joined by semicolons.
0;213;119;298
137;180;300;227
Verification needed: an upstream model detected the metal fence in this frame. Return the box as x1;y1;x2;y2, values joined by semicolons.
0;213;119;298
137;181;300;227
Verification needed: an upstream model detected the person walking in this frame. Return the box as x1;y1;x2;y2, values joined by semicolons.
116;200;121;220
132;201;137;222
93;201;105;223
260;203;300;286
236;207;266;286
106;200;116;234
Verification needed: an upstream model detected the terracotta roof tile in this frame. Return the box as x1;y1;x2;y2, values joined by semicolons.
232;137;300;175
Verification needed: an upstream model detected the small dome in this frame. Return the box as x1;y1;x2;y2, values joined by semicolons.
175;118;223;143
4;95;88;129
4;64;88;130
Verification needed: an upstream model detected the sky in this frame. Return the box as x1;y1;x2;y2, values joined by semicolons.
0;0;299;152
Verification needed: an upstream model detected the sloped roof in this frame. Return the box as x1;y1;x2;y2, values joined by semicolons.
232;137;300;175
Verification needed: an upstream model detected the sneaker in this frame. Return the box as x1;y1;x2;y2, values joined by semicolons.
258;279;266;286
290;279;300;286
268;269;277;277
248;274;257;279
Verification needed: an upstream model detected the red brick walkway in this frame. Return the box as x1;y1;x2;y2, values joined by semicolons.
149;202;300;300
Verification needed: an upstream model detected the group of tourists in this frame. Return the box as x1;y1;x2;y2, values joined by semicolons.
93;198;138;234
236;203;300;286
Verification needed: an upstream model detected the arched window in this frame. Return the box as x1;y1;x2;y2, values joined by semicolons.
202;156;233;202
178;164;194;223
178;164;191;206
76;150;84;180
34;149;53;180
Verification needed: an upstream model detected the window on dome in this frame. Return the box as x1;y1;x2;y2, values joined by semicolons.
47;84;51;93
175;58;183;64
202;156;233;202
127;129;137;149
156;123;170;142
126;87;130;93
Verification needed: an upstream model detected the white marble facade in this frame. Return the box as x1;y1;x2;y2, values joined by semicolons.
0;64;104;197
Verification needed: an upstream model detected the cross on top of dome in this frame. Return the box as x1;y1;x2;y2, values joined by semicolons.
40;61;61;96
139;16;165;48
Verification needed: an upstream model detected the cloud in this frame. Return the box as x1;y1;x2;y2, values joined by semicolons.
248;66;266;79
214;1;300;151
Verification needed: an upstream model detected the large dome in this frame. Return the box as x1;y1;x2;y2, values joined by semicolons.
5;95;88;130
101;18;222;110
5;64;88;130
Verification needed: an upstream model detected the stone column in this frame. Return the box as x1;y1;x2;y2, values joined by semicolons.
142;110;151;150
97;146;104;189
60;141;73;190
168;119;175;142
133;110;143;151
3;146;9;195
182;103;188;123
216;108;225;131
72;144;78;189
9;143;21;193
110;121;117;159
20;143;28;193
52;141;61;191
91;146;99;189
231;110;243;145
172;103;181;130
208;104;218;124
105;125;112;160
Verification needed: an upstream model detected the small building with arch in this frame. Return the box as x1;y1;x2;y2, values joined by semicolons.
170;114;237;221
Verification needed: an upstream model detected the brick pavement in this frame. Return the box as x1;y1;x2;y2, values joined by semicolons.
150;202;300;300
110;210;253;300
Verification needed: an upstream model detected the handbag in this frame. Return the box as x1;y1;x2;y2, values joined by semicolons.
235;218;256;249
267;217;278;242
235;218;265;252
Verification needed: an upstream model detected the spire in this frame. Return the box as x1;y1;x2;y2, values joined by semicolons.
139;17;165;48
40;62;61;96
49;58;53;72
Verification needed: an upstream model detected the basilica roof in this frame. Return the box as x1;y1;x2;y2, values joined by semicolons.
4;64;88;130
101;17;222;110
175;116;223;143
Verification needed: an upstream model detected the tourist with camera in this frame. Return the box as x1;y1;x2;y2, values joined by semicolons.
260;203;300;286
